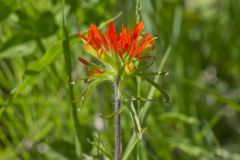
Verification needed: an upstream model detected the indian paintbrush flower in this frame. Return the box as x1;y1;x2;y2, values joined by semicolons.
77;21;162;160
77;21;155;78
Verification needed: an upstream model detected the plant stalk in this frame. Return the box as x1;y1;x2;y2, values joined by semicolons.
62;10;81;156
114;75;122;160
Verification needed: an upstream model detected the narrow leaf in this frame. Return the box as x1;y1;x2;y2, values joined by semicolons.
25;35;78;75
62;5;82;157
98;12;123;29
169;140;207;157
87;139;113;160
123;128;147;160
129;100;142;139
100;106;125;119
184;78;240;112
135;71;169;77
140;76;170;102
80;77;109;111
159;112;199;124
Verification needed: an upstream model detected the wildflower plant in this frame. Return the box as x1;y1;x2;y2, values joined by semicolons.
77;21;169;160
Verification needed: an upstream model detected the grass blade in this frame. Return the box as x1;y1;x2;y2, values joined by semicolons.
140;76;170;103
62;5;81;157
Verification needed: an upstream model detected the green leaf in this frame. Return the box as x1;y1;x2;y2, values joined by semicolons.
135;71;169;77
0;35;79;117
159;112;199;124
129;100;142;139
87;138;113;160
0;1;12;21
62;6;82;157
30;121;54;143
140;76;170;102
98;12;123;29
195;119;220;148
169;140;207;157
36;11;58;37
50;140;78;160
183;79;240;112
136;59;155;71
123;46;172;158
25;35;78;75
214;148;240;159
140;45;172;122
159;45;172;75
15;10;58;38
0;33;32;52
80;77;110;111
122;128;147;160
123;90;169;105
126;95;166;103
123;135;138;160
171;5;183;45
0;41;36;59
15;10;34;30
100;106;125;119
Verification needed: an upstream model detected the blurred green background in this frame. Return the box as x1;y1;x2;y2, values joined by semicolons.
0;0;240;159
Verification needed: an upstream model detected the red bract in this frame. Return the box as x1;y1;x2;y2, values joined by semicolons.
78;57;89;65
78;57;102;81
77;21;154;60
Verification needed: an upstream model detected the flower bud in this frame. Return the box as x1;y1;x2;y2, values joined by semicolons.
125;63;135;74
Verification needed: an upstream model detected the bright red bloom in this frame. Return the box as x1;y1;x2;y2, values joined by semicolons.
77;21;155;75
77;21;154;60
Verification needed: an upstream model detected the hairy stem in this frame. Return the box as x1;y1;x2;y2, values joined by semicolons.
114;75;122;160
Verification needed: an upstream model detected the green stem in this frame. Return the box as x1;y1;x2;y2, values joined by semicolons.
63;40;81;156
114;75;122;160
62;8;81;155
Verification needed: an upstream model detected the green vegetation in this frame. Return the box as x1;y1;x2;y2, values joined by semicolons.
0;0;240;159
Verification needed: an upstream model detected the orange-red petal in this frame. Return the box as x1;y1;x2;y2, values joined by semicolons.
77;32;88;41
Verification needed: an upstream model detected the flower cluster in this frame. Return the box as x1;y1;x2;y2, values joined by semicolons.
77;21;155;79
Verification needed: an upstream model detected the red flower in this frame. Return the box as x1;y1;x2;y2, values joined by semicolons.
77;21;155;74
77;21;154;60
